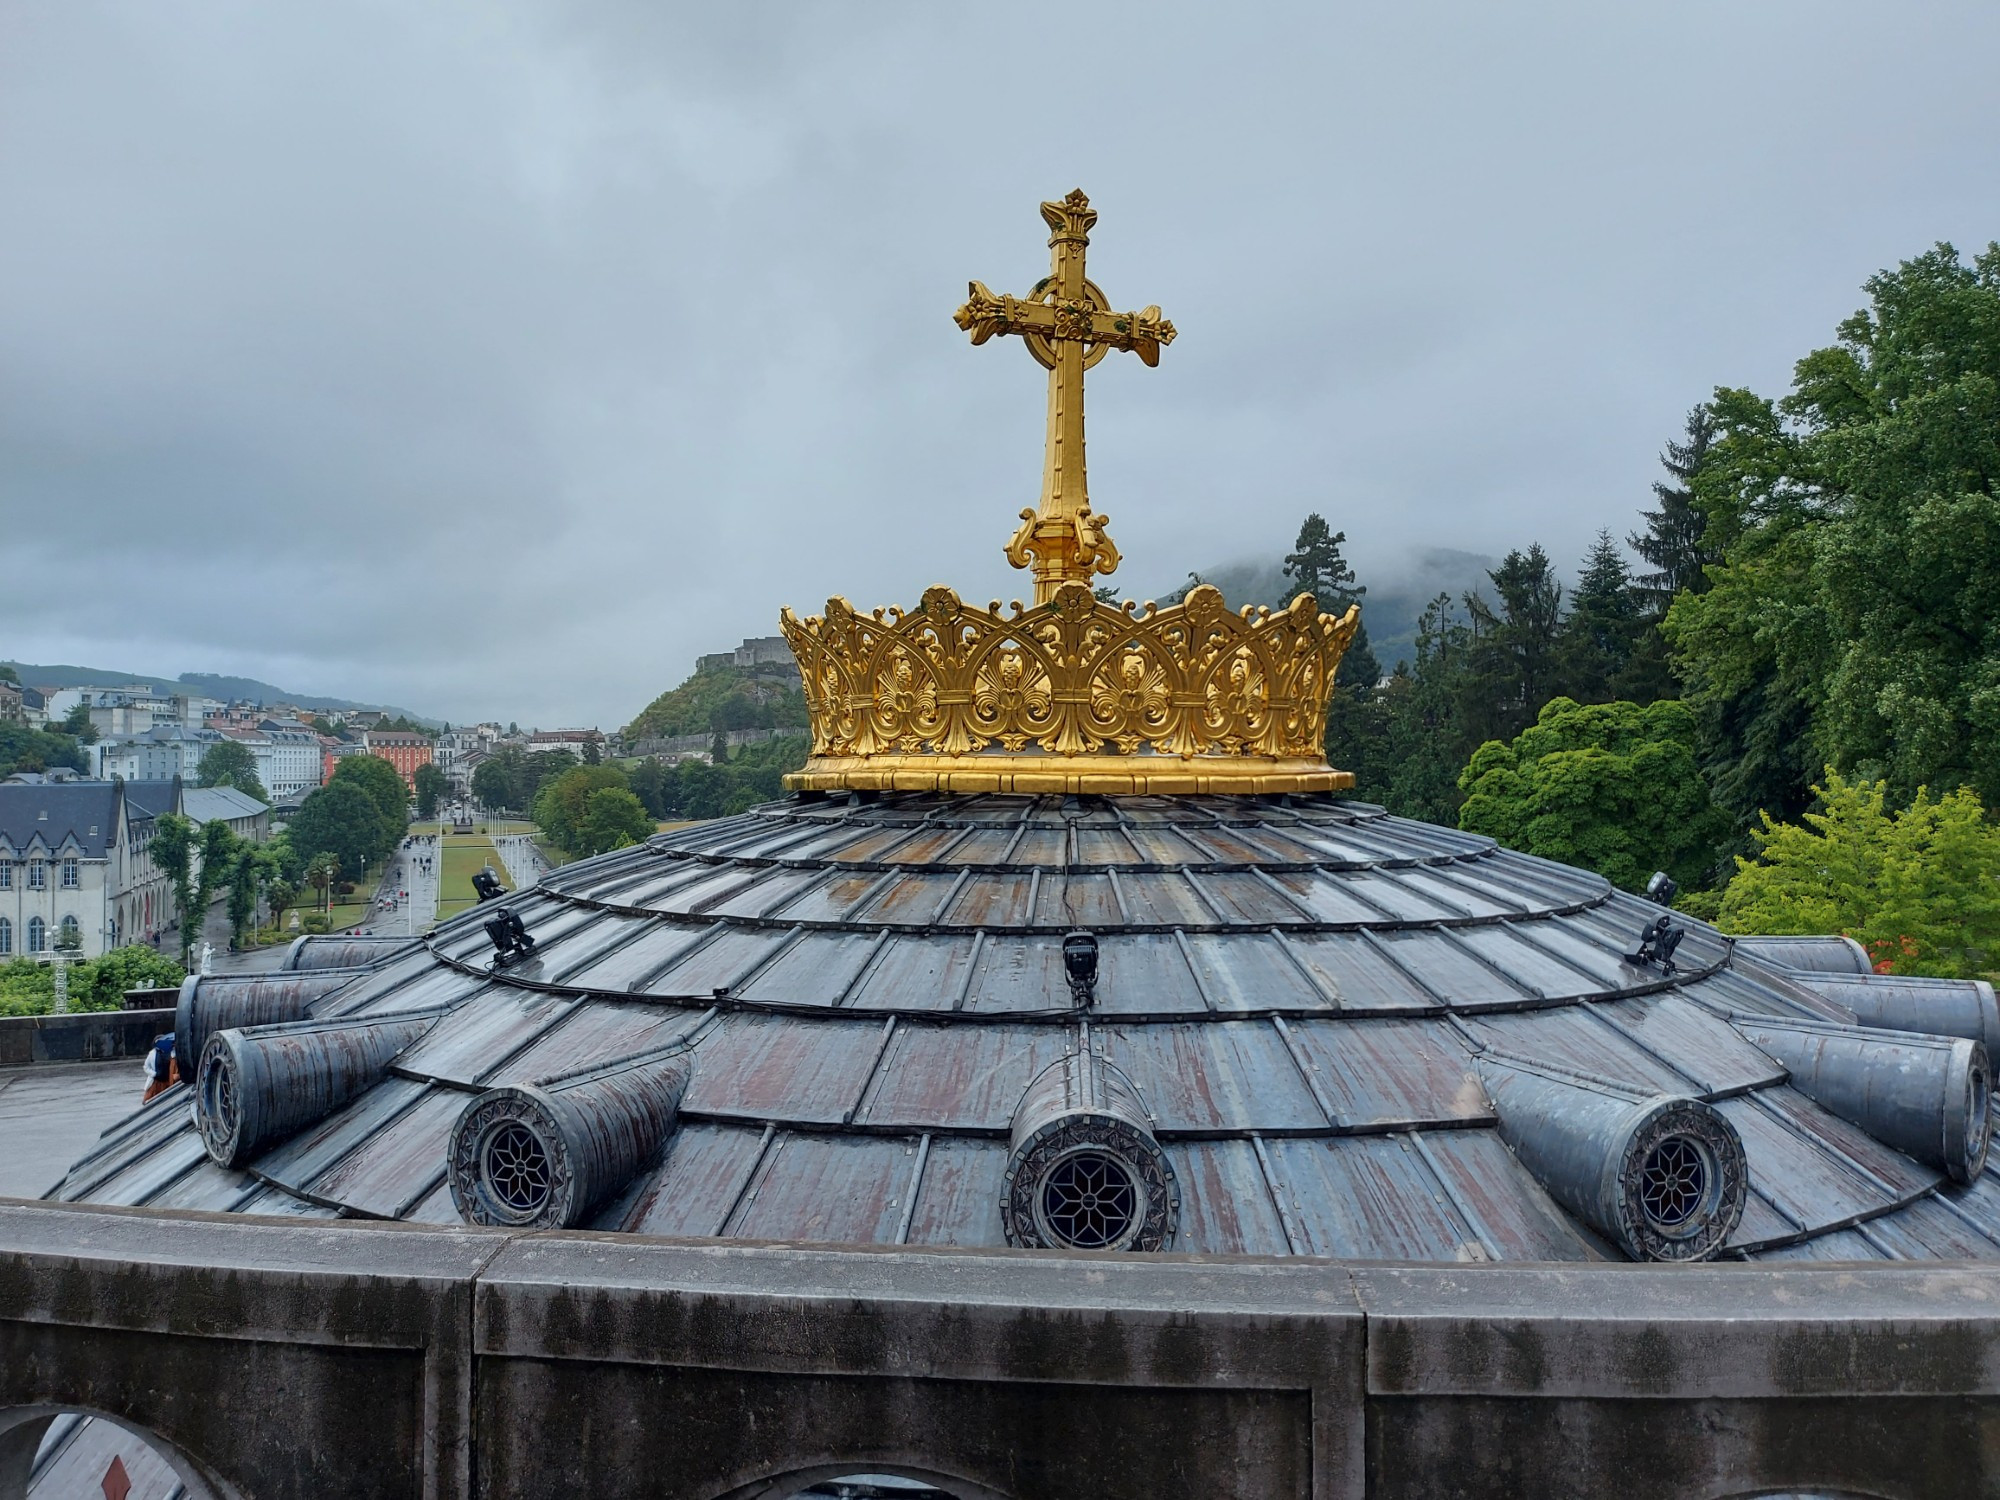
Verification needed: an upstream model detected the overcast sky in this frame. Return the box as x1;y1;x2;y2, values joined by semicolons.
3;2;1995;727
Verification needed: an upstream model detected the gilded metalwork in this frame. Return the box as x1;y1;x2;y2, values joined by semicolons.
954;189;1174;605
781;580;1359;794
785;189;1356;794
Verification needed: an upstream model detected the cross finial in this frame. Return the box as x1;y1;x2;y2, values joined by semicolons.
954;190;1175;604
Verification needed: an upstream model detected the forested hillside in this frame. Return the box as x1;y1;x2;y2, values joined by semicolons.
624;662;807;740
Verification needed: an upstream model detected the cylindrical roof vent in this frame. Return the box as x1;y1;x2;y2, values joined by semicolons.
448;1050;692;1229
1733;1018;1991;1184
1487;1066;1747;1262
174;972;358;1073
1781;974;2000;1060
194;1010;443;1168
1001;1048;1177;1252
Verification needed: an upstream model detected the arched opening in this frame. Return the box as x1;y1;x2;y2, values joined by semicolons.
0;1408;238;1500
715;1465;1012;1500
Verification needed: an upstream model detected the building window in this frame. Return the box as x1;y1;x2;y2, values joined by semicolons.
27;917;45;953
59;915;80;947
0;863;10;890
27;861;45;890
61;857;78;888
0;918;10;955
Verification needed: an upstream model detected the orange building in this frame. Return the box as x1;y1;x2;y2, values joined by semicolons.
359;730;434;792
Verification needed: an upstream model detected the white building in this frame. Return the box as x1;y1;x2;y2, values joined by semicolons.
215;726;323;800
94;725;227;782
0;779;180;957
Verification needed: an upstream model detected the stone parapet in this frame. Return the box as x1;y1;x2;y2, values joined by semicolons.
3;1200;2000;1498
0;1008;173;1068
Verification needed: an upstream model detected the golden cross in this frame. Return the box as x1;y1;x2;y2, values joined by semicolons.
954;190;1176;605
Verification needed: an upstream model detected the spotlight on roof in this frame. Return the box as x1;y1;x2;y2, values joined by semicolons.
1063;930;1099;1008
1627;913;1685;977
1645;871;1678;907
484;907;537;969
471;867;505;902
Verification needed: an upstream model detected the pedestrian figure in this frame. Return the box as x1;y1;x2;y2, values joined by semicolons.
141;1034;177;1102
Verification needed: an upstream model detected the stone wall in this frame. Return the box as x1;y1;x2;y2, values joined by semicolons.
0;1008;173;1068
2;1198;1996;1498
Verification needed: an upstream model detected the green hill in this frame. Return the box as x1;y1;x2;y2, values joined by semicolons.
625;663;809;741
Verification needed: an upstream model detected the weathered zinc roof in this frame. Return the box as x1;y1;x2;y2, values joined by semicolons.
50;792;2000;1263
0;782;121;859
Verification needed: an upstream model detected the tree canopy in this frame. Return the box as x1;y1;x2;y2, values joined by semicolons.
332;752;410;836
196;739;268;802
413;762;448;821
1718;769;2000;978
288;779;389;881
1457;697;1729;895
1667;241;2000;819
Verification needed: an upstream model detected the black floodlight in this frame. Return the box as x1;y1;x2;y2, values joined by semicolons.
485;907;538;968
471;867;505;902
1063;929;1099;1007
1645;871;1678;907
1626;914;1685;977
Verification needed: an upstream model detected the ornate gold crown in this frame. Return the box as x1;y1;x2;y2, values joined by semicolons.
781;191;1360;796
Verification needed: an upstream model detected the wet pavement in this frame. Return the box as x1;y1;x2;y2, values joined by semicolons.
0;1061;152;1199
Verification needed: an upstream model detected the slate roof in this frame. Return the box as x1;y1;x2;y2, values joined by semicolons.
49;792;2000;1263
0;782;121;858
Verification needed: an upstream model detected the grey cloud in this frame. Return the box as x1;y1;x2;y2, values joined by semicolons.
3;0;1996;725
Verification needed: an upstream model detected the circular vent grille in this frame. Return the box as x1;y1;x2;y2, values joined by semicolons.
1038;1150;1139;1250
448;1091;576;1228
1638;1135;1710;1231
194;1046;241;1162
480;1120;555;1218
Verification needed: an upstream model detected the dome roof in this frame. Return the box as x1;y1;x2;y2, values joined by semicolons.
52;792;2000;1264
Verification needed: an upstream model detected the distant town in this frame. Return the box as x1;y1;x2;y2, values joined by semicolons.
0;636;806;984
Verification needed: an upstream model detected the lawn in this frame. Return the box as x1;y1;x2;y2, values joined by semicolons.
433;835;513;922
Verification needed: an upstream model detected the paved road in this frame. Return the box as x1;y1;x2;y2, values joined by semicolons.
493;834;551;891
0;1062;152;1199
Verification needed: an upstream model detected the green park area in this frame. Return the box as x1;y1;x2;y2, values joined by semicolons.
429;834;514;922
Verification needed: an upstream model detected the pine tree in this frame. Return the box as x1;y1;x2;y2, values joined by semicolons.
1629;406;1718;615
1559;530;1641;702
1463;544;1565;741
1282;513;1379;690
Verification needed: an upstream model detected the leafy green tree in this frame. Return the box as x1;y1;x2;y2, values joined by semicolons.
289;781;388;881
1718;769;2000;977
76;945;185;1008
196;740;268;801
1669;242;2000;819
227;848;260;947
0;723;87;779
332;753;410;847
533;765;632;855
194;819;239;923
471;751;520;812
0;945;185;1017
576;787;655;855
413;763;448;821
60;704;98;744
1457;697;1729;894
304;850;342;912
149;812;198;962
0;665;16;683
